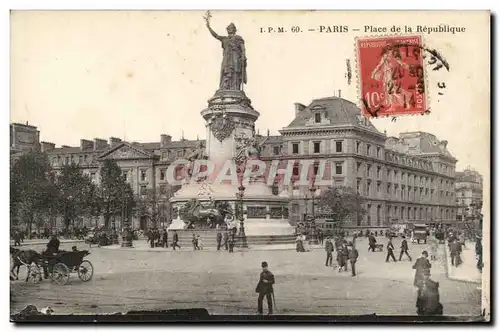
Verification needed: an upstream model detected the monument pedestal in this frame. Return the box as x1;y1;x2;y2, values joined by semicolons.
167;89;295;240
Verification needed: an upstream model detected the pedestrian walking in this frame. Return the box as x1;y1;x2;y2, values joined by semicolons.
325;237;334;266
449;239;461;267
171;231;181;251
415;271;443;316
196;234;203;250
385;238;397;262
228;234;235;253
255;261;275;315
399;236;412;261
348;243;359;277
192;234;198;250
223;231;229;251
162;229;168;248
428;235;438;261
338;242;349;272
216;232;222;251
368;233;377;252
413;251;432;288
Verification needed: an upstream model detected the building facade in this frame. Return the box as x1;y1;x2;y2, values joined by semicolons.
11;96;460;230
455;168;483;223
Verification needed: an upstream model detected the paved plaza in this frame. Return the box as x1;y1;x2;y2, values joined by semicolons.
10;237;482;316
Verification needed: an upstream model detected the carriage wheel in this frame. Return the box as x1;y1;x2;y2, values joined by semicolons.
78;260;94;282
51;263;70;285
27;265;43;284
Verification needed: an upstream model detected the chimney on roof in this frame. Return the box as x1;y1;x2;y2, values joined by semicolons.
267;129;270;137
40;141;55;152
93;138;108;151
109;137;122;148
294;103;306;117
384;130;387;136
160;134;172;148
26;121;28;125
80;139;93;151
338;89;341;98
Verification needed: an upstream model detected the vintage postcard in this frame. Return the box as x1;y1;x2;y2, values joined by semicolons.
9;10;490;322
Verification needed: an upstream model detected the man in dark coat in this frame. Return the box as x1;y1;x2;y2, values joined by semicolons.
162;229;168;248
399;236;412;261
45;235;60;256
223;231;229;250
338;242;349;272
228;234;235;253
413;251;432;288
449;239;461;267
325;237;334;266
385;238;397;262
171;231;181;251
368;234;377;252
255;261;275;315
216;232;222;251
416;271;443;316
348;243;359;276
147;229;154;248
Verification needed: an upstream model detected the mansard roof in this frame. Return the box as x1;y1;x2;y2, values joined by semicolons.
283;96;382;135
385;131;457;162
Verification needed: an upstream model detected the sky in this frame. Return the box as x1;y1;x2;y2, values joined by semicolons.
10;11;490;177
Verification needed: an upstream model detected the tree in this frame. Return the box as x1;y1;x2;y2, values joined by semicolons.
55;164;96;230
316;186;367;228
99;159;135;229
135;184;179;229
10;152;56;236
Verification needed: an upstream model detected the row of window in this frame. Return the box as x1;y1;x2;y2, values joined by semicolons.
290;141;344;155
52;154;95;165
356;162;455;188
356;178;455;201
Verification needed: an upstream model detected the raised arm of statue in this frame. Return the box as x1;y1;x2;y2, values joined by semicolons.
206;23;223;41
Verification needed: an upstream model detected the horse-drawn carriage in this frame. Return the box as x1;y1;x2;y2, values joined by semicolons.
19;250;94;286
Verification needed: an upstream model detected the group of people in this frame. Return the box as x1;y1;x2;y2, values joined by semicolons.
324;236;359;276
216;229;236;253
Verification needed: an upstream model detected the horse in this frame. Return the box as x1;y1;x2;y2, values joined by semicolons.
181;199;234;229
10;247;44;282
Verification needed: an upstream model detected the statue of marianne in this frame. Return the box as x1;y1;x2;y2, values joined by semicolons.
204;12;247;91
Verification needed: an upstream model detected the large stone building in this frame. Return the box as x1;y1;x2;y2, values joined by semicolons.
11;96;459;230
455;167;483;225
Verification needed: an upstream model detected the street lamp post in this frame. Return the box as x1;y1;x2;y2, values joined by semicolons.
235;185;248;248
121;198;133;247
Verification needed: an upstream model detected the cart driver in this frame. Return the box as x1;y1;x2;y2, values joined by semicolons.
43;235;60;279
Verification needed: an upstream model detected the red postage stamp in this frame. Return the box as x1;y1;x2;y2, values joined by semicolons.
356;35;427;118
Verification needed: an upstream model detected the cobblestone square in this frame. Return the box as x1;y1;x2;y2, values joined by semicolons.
10;238;482;316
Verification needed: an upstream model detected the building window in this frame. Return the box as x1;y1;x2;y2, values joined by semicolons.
160;169;166;181
335;162;343;175
377;182;381;193
366;144;371;156
176;150;183;158
78;155;83;164
314;112;321;123
377;147;381;158
367;180;372;196
356;179;361;194
292;165;299;176
84;154;88;162
335;141;343;153
313;142;321;154
90;172;96;181
140;170;147;181
292;143;299;155
65;156;69;164
387;184;391;194
356;162;362;172
140;185;147;196
366;164;371;177
123;171;128;182
356;141;361;153
273;146;281;155
387;169;391;181
377;166;381;179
